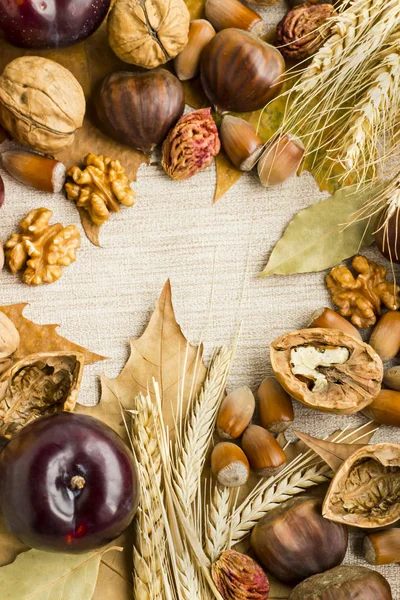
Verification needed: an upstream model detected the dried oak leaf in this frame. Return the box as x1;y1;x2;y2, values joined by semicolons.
326;255;399;328
275;4;337;61
0;352;84;437
77;280;206;440
323;443;400;528
0;303;105;365
270;328;383;415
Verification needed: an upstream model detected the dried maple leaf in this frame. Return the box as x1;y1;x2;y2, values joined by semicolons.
0;304;105;365
78;280;206;438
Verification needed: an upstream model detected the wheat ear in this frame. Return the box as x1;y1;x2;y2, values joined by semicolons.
204;483;234;563
131;392;167;600
172;346;233;514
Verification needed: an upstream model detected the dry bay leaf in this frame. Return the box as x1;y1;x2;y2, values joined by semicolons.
259;184;387;277
92;531;133;600
78;280;207;438
0;546;116;599
0;304;105;365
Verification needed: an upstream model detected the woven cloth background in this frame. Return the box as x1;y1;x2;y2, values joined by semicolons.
0;2;399;593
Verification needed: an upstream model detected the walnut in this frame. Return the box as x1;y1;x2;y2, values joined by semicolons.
326;255;399;328
275;4;337;60
65;153;136;226
108;0;190;69
270;328;383;415
0;57;85;154
5;208;80;286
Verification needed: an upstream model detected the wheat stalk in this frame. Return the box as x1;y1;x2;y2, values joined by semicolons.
204;483;233;563
172;346;233;515
131;392;167;600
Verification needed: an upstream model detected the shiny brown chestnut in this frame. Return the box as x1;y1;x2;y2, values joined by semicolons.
288;565;393;600
251;496;348;584
96;69;185;154
200;28;285;113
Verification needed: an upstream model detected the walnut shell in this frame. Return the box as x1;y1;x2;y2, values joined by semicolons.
0;352;84;437
108;0;190;69
275;4;336;60
270;328;383;415
323;443;400;528
0;57;85;153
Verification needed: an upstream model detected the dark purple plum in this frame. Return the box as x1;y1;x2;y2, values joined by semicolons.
0;0;111;49
0;412;139;553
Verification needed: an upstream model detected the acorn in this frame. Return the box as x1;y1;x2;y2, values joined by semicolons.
364;529;400;565
258;377;294;434
220;116;264;171
251;496;348;584
242;424;286;476
369;310;400;361
308;307;362;339
211;442;250;488
174;20;216;81
1;151;66;193
96;69;184;154
200;29;285;113
258;133;304;186
205;0;263;35
216;386;255;439
363;389;400;427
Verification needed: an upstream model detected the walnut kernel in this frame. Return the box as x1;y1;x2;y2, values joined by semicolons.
326;255;399;328
65;154;136;226
5;208;80;286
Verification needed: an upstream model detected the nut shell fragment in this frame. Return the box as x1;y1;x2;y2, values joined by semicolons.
0;352;84;437
270;328;383;415
108;0;190;69
323;443;400;528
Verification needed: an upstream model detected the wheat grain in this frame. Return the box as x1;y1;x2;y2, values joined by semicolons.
172;346;233;514
205;484;233;563
131;393;167;600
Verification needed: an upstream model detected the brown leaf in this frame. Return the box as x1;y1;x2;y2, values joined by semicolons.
214;153;242;203
78;280;206;438
295;431;367;472
0;514;29;568
0;304;106;365
92;531;133;600
77;206;102;247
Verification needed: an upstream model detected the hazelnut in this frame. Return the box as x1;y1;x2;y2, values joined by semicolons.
362;389;400;427
2;151;66;194
364;529;400;566
258;134;304;187
211;442;250;488
258;377;294;434
369;311;400;361
174;20;216;81
242;424;286;476
216;386;255;439
308;307;362;339
220;116;264;172
383;365;400;391
205;0;263;35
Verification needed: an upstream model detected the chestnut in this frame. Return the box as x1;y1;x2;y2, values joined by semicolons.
251;496;348;584
200;28;285;113
288;565;393;600
0;412;139;553
96;69;185;154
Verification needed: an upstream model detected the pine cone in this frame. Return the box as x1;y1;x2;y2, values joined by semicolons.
275;4;337;60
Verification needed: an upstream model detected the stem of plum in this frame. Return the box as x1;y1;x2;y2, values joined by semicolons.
70;475;86;490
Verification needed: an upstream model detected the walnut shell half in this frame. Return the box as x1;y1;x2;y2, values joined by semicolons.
270;328;383;415
108;0;190;69
0;352;84;437
0;57;85;153
323;443;400;528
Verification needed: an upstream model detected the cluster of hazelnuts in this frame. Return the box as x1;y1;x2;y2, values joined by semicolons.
211;377;294;487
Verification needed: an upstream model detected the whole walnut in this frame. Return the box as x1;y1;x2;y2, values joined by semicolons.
275;4;337;60
108;0;190;69
0;57;85;153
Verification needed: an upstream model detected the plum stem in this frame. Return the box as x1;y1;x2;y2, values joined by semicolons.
70;475;86;490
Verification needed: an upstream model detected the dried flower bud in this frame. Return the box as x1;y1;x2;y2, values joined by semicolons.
275;4;336;60
212;549;270;600
162;108;220;181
